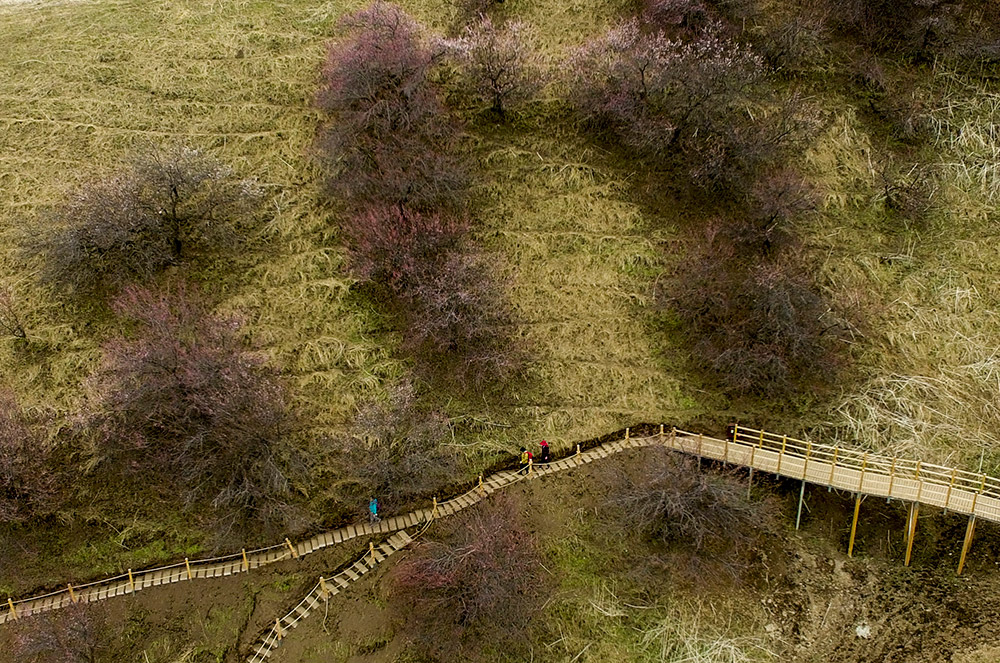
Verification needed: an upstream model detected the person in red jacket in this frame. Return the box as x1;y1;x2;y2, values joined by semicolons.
538;439;551;463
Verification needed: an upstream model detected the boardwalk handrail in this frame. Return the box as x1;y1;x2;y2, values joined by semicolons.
728;427;1000;499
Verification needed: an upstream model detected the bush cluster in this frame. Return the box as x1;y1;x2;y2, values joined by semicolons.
318;3;527;390
604;447;783;583
87;284;302;543
38;145;261;297
389;494;547;660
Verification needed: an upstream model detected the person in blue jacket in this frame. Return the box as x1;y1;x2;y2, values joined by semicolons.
369;497;380;523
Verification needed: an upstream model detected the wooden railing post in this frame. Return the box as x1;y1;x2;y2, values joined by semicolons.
285;538;299;559
7;598;16;621
128;568;135;594
887;458;898;500
478;474;485;496
243;548;250;572
67;584;76;603
828;448;839;488
275;618;284;641
945;468;957;511
185;558;193;580
369;541;376;564
319;576;331;599
432;496;439;519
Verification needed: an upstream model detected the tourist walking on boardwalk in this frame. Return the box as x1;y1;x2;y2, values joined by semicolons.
518;447;533;474
538;439;551;463
369;497;380;523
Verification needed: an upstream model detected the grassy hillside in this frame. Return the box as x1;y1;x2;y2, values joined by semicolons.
4;0;1000;603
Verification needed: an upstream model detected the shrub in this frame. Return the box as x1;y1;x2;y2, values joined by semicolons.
344;206;525;388
641;0;712;36
682;97;814;196
341;381;460;515
446;16;545;119
0;285;27;338
604;446;782;582
664;223;842;397
38;145;261;296
400;248;524;388
389;494;546;659
87;283;301;542
11;603;111;663
341;205;468;291
317;2;468;211
0;389;55;523
567;19;764;159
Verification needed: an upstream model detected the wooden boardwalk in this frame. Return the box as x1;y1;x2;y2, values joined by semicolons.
2;425;997;641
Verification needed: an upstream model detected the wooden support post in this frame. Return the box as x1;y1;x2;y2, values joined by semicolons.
67;584;76;603
275;618;284;641
185;558;193;580
478;474;484;495
128;568;135;594
432;496;439;518
242;548;250;572
848;493;862;557
904;502;919;566
576;443;581;456
285;538;299;559
659;424;664;438
319;576;331;599
369;541;376;563
795;480;807;530
7;598;16;621
957;515;977;576
776;435;787;475
887;458;898;500
625;427;630;440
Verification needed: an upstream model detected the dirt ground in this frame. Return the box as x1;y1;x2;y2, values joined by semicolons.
4;448;1000;662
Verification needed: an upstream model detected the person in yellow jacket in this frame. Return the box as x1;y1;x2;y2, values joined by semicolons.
518;447;533;474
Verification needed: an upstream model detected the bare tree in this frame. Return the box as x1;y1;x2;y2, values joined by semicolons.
446;16;545;119
317;2;468;211
88;283;301;542
663;222;843;397
389;494;547;660
567;18;764;158
38;145;262;296
342;206;526;389
11;603;111;663
340;381;460;515
0;388;55;523
604;447;782;582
